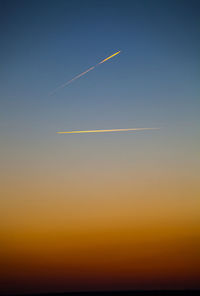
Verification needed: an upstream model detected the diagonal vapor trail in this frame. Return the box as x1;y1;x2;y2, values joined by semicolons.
56;128;160;134
50;67;95;95
98;51;121;64
49;51;121;95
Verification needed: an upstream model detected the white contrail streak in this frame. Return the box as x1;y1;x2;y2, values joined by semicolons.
49;51;121;94
56;128;159;134
49;66;95;95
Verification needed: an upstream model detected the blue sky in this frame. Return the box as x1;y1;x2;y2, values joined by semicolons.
1;0;199;135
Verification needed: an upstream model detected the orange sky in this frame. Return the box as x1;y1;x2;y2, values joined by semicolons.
1;161;200;294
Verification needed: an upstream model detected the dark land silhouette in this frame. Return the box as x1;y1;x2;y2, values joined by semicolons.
8;290;199;296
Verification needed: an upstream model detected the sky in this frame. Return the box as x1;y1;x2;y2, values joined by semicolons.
0;0;200;294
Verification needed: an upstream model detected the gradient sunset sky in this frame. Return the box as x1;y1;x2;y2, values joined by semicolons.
0;0;200;294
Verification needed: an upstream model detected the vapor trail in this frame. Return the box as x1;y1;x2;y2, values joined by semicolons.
49;66;95;95
49;51;121;94
57;128;159;134
98;51;121;64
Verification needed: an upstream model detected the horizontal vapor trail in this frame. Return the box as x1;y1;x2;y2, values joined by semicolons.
49;51;121;94
57;128;159;134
